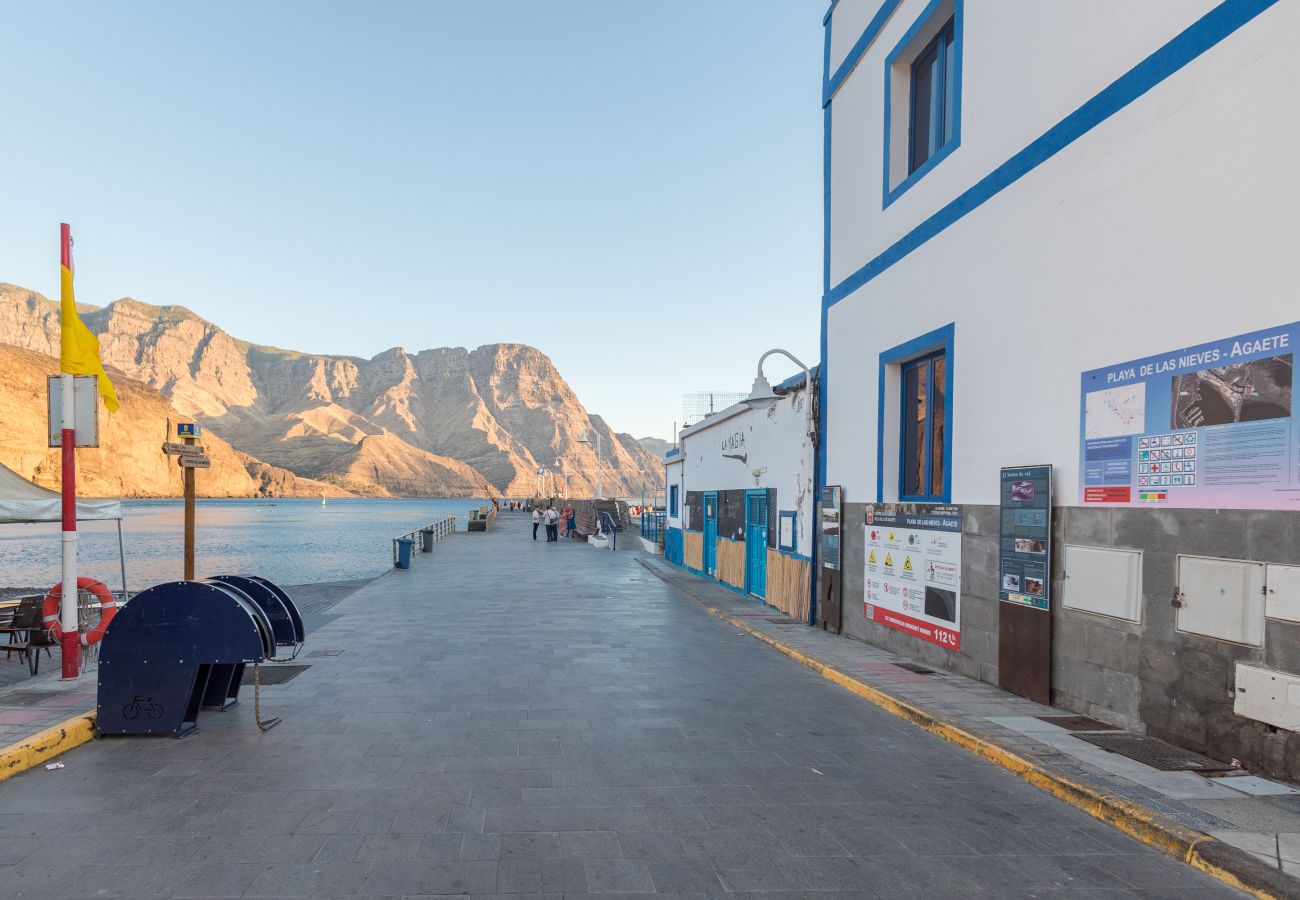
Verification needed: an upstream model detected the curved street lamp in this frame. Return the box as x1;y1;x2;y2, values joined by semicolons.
742;348;816;442
578;431;603;500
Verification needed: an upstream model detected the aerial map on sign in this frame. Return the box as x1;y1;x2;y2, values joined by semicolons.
1170;356;1292;429
1085;383;1146;438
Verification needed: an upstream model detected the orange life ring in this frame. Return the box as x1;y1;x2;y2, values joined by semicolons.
43;577;119;646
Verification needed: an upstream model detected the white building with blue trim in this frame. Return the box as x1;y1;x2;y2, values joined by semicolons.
820;0;1300;782
663;370;818;620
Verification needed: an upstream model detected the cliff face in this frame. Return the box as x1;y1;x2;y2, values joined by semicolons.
0;344;327;498
0;283;660;498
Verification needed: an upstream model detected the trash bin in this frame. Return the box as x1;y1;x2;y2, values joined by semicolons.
396;537;414;569
421;528;434;553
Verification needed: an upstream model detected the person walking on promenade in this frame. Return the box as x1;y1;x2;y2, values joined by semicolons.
531;505;542;541
545;505;560;542
561;505;574;538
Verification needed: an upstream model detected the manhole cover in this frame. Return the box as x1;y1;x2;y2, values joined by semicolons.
765;618;802;625
308;649;344;657
1037;715;1120;732
1074;732;1237;771
243;664;311;686
0;692;59;707
894;662;936;675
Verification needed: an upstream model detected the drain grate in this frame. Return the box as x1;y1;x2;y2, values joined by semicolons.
1074;732;1237;772
765;618;803;625
894;662;936;675
308;649;344;657
243;664;311;686
1037;715;1121;732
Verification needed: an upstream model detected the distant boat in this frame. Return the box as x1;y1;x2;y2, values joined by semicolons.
321;496;327;507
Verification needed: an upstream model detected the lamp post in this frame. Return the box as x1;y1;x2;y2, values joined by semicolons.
578;431;603;500
554;457;568;498
742;348;816;443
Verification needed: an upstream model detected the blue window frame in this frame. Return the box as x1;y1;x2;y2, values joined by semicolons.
669;485;679;517
882;0;963;207
878;324;955;503
777;510;798;553
900;350;947;501
909;20;956;175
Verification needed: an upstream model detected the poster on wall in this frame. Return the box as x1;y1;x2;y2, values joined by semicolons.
864;503;963;650
999;466;1052;610
821;485;841;571
1079;323;1298;509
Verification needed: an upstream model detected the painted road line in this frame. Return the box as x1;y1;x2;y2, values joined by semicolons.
0;711;95;783
639;558;1294;900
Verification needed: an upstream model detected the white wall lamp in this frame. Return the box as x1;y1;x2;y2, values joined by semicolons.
742;348;816;444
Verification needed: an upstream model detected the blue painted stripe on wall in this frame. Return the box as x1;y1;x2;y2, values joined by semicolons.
824;0;903;107
824;0;1282;310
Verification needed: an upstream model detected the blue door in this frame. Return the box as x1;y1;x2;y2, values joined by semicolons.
745;490;768;599
703;493;718;575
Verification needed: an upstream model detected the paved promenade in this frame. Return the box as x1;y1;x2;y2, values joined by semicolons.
0;516;1243;897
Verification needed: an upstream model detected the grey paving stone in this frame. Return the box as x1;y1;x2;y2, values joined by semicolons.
584;858;655;893
0;519;1256;898
560;830;624;859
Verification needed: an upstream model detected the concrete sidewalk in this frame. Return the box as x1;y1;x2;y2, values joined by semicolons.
639;554;1300;892
0;515;1257;897
0;578;371;767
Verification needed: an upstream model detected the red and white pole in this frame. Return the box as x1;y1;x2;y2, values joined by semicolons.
59;223;80;680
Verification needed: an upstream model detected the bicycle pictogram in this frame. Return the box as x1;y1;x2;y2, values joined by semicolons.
122;695;163;720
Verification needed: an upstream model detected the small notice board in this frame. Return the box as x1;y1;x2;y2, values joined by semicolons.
999;465;1052;610
998;464;1053;704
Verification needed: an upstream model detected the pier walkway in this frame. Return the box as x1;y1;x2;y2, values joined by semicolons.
0;516;1247;897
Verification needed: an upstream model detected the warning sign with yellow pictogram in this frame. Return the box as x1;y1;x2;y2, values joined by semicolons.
862;502;964;653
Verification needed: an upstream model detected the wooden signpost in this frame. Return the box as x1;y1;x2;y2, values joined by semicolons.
163;422;207;579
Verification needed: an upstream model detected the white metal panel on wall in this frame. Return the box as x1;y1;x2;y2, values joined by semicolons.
1235;664;1300;732
1265;564;1300;624
1062;545;1142;623
823;2;1300;504
1176;555;1265;647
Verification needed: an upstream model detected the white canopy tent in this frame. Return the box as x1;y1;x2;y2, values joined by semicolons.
0;462;127;594
0;462;122;524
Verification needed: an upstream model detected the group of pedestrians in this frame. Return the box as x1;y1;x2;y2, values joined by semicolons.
531;503;576;542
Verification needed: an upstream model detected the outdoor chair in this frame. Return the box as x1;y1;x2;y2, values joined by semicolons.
0;596;52;675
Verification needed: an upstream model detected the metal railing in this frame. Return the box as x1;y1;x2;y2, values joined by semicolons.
640;512;667;547
392;515;458;565
598;511;618;550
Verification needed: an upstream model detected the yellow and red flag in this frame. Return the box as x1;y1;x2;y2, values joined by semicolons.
59;224;118;412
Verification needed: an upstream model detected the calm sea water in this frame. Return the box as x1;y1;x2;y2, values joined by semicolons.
0;497;485;590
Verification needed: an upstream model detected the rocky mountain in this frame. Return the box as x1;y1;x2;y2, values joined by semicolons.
0;283;660;498
638;436;673;459
0;344;350;498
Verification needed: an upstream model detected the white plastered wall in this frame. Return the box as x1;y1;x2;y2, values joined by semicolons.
824;0;1300;506
829;0;1222;288
679;391;816;554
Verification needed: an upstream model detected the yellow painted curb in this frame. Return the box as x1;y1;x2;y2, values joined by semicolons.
0;710;96;783
644;564;1282;899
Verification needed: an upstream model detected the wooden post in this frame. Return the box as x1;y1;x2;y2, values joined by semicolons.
183;433;195;580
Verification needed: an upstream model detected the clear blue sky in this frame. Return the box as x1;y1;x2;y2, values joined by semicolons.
0;1;824;441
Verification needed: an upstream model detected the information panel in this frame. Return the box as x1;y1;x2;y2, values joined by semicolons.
864;503;963;651
821;485;841;571
1079;323;1299;509
999;466;1052;610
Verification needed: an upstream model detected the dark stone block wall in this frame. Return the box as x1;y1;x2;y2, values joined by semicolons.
827;502;1300;784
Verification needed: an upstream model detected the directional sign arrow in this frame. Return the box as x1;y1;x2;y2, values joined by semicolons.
177;455;211;469
162;442;206;456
